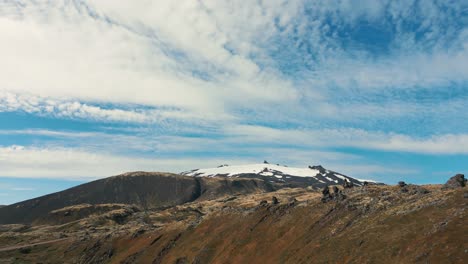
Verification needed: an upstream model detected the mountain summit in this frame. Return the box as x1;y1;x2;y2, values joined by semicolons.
182;163;375;188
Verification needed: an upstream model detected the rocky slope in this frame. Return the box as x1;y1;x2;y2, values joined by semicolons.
0;174;465;263
0;172;274;225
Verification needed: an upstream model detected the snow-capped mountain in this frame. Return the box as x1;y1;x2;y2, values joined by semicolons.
182;162;375;188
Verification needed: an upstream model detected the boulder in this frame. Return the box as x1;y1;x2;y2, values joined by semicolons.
334;188;346;201
416;187;430;195
321;186;346;202
272;196;279;205
321;186;330;196
321;186;332;203
398;181;406;187
443;174;466;189
343;179;354;188
288;198;298;206
332;186;339;193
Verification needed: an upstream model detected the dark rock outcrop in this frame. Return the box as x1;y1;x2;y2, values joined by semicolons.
321;186;332;203
321;186;346;202
399;185;430;195
272;196;279;205
443;174;466;189
288;198;298;206
343;179;354;188
332;186;339;193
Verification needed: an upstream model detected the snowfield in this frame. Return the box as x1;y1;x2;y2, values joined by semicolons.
181;163;379;187
182;163;320;178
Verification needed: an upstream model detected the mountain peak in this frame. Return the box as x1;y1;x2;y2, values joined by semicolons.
182;163;376;188
309;165;326;171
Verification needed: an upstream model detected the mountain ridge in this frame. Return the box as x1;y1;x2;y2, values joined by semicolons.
0;172;275;224
182;163;377;188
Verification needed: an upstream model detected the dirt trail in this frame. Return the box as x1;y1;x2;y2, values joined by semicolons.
0;238;69;252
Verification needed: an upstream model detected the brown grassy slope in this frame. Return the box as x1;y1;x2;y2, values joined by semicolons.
119;185;466;264
0;185;466;264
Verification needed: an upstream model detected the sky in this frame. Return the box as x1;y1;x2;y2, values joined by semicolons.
0;0;467;205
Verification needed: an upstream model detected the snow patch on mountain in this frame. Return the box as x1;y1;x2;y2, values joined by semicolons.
182;163;320;178
181;163;380;188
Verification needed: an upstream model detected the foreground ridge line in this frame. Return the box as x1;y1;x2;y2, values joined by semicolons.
0;238;69;252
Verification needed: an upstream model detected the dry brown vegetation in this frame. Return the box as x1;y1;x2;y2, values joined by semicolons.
0;182;466;264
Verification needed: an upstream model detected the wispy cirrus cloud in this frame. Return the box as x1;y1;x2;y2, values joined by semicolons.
2;127;468;159
224;125;468;155
0;144;417;182
0;91;233;124
0;145;255;179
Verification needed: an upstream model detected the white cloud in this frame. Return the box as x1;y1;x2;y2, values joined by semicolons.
0;0;298;115
10;187;35;191
2;125;468;159
0;91;232;123
0;145;252;179
0;0;465;137
225;125;468;154
364;133;468;154
1;0;465;120
0;144;412;181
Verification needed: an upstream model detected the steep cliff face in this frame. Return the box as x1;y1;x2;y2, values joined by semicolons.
0;172;274;224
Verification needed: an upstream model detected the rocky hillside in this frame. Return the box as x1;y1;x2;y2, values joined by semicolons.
0;174;465;263
0;172;275;225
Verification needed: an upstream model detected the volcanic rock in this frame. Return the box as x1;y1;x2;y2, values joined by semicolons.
272;196;279;205
443;174;466;189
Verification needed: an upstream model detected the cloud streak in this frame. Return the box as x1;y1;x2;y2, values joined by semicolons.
0;145;254;179
225;125;468;155
0;144;416;182
0;91;233;124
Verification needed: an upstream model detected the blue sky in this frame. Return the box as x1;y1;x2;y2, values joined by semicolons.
0;0;467;204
